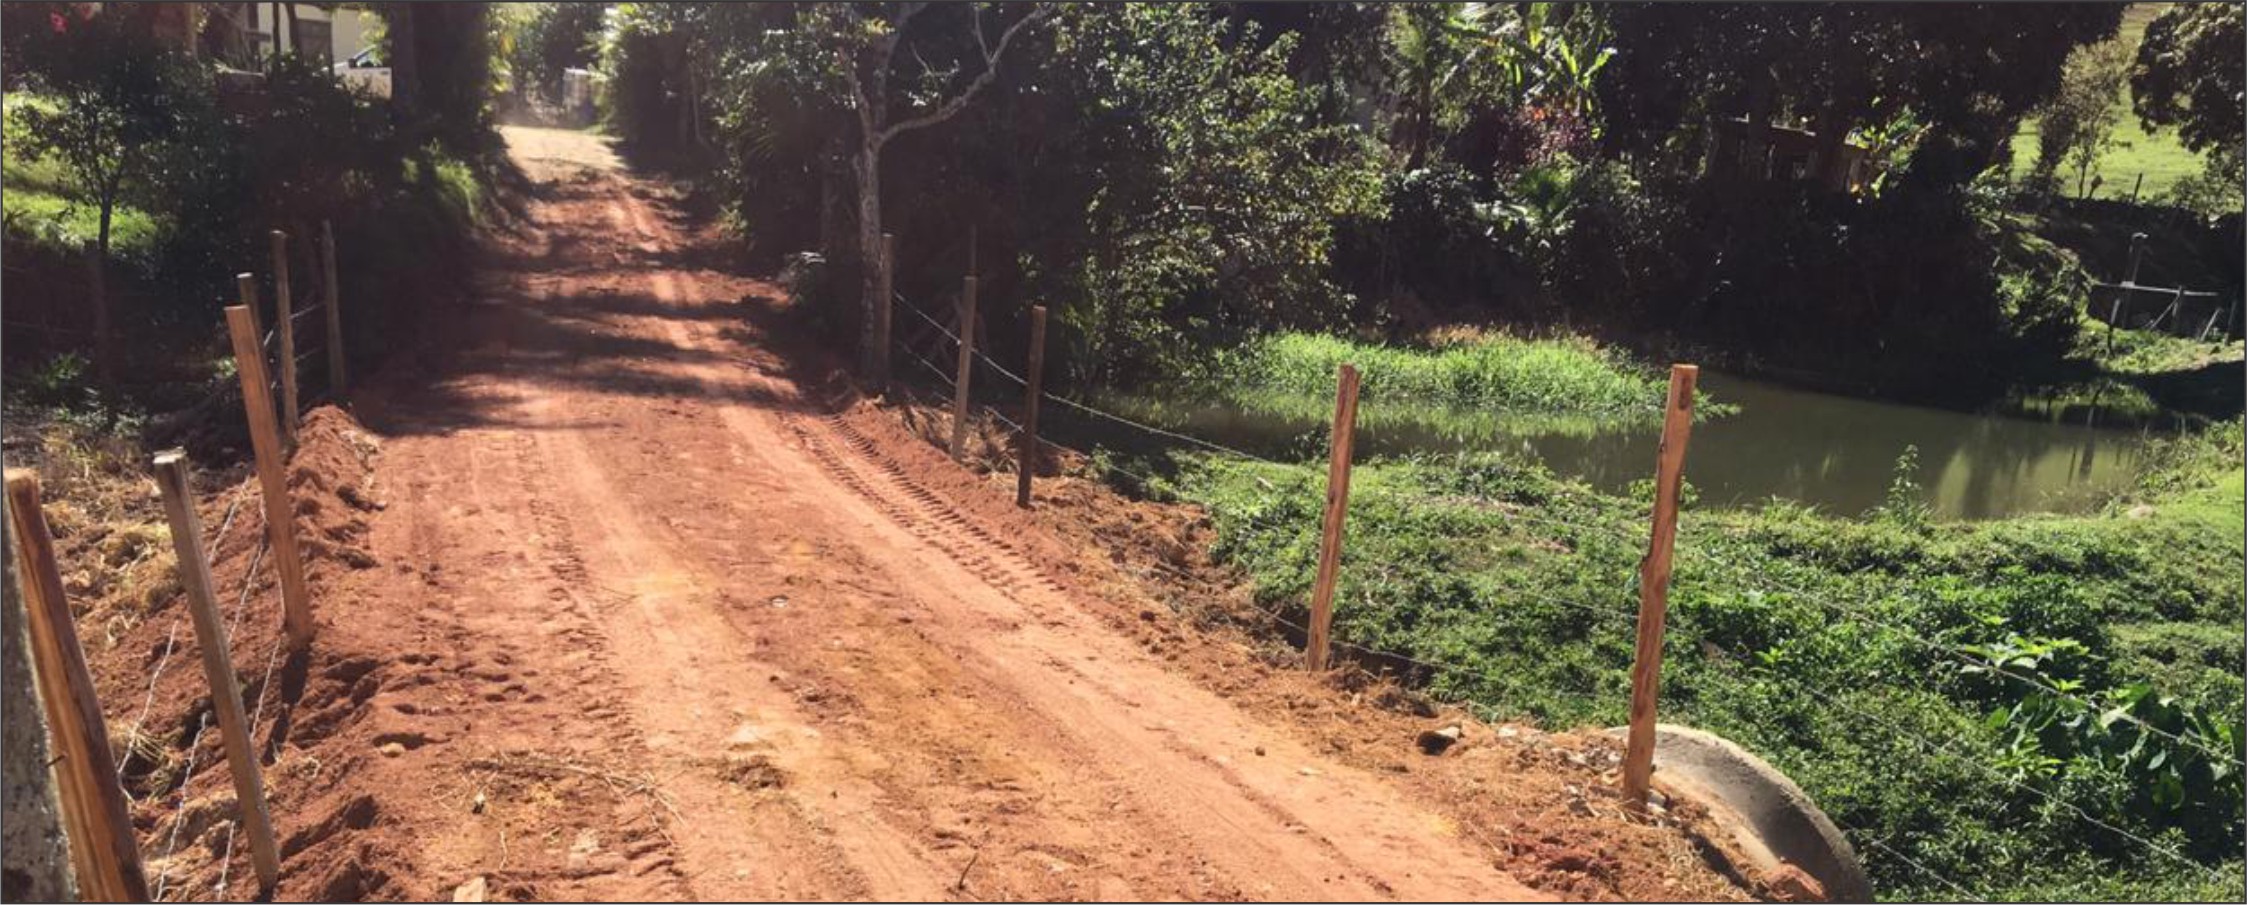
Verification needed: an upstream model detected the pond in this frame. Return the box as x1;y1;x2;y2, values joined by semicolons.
1063;371;2175;520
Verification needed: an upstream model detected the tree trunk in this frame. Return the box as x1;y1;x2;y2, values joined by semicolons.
283;2;300;59
854;142;885;379
390;4;419;113
92;202;114;390
1811;109;1853;192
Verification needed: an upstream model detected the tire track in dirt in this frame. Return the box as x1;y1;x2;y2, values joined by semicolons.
603;193;1545;899
246;127;1553;902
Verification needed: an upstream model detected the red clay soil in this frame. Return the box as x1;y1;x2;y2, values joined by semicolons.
75;126;1776;902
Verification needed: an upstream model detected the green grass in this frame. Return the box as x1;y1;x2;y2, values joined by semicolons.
1185;330;1715;421
0;189;160;261
1153;415;2244;901
1;92;161;263
2007;4;2212;203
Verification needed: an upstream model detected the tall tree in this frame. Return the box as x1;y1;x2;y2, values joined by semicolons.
14;9;214;388
827;2;1049;378
2033;40;2131;197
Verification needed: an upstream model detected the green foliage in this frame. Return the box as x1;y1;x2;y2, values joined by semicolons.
1161;417;2243;899
2031;40;2132;198
503;2;607;102
1874;445;1932;528
1601;5;2123;189
3;7;499;402
1380;3;1608;172
1195;330;1680;418
8;8;216;258
1023;5;1384;379
2132;4;2244;160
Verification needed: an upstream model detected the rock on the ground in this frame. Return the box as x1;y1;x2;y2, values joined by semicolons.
1417;725;1463;755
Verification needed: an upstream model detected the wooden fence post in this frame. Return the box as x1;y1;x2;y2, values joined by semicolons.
269;231;299;444
1016;305;1048;508
950;275;978;461
4;471;151;902
151;452;280;894
225;306;315;650
1622;364;1699;810
321;220;347;394
235;273;262;338
875;232;894;395
1305;364;1361;672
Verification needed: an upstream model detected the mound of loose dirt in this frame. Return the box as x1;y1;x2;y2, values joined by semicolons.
69;403;415;900
287;407;384;574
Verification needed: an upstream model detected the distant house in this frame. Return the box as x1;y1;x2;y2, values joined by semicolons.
1708;117;1880;194
197;3;378;70
85;2;376;71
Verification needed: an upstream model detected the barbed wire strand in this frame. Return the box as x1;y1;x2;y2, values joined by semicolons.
115;491;248;783
149;713;212;901
1679;619;2232;886
1834;820;1985;902
215;610;291;900
1672;539;2247;772
893;292;1300;468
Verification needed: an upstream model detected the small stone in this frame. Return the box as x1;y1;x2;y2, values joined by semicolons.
453;876;488;903
471;790;486;814
378;742;407;758
1495;726;1521;740
1416;725;1464;756
1253;746;1266;757
725;723;770;750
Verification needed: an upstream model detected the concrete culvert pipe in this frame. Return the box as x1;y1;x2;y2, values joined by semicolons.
1604;724;1872;903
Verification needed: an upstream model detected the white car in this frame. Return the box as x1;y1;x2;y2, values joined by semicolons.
333;47;392;99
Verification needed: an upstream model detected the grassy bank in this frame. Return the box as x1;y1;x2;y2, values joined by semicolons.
1075;325;2245;899
1189;330;1694;418
1151;413;2243;900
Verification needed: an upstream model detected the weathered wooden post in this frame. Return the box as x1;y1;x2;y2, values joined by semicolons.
1622;364;1699;810
1016;305;1048;508
4;471;151;902
151;452;280;893
270;231;300;443
950;275;979;461
2107;233;2150;358
1305;364;1361;671
874;232;895;395
224;305;315;650
321;220;347;394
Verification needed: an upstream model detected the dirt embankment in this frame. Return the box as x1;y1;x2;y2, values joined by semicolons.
46;125;1788;903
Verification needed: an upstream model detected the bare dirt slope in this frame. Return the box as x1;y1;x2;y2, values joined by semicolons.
103;127;1758;902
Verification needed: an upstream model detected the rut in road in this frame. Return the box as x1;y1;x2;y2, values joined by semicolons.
244;125;1561;902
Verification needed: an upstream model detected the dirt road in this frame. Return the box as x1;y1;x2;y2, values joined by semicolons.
110;128;1755;902
287;127;1555;900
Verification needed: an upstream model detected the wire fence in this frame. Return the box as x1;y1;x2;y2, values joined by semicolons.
874;287;2236;899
